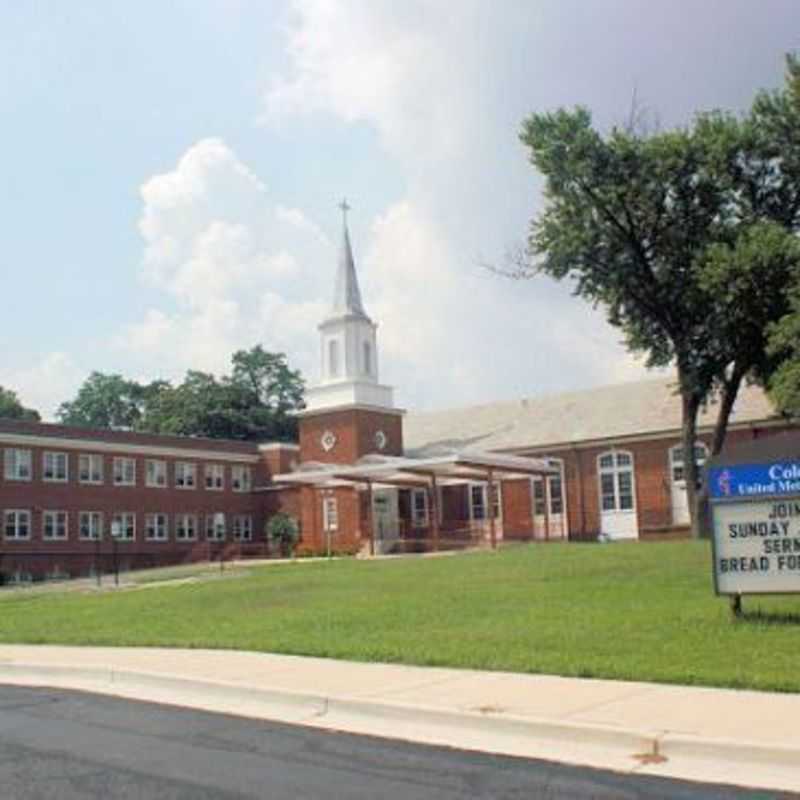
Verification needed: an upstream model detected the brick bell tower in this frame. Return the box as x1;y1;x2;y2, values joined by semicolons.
298;200;404;465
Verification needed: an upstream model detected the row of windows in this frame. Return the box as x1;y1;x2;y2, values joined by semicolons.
2;449;253;492
2;510;253;542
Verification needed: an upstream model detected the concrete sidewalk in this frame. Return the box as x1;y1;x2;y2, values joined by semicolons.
0;645;796;793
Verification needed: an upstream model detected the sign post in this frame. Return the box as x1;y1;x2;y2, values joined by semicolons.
708;458;800;616
110;520;122;587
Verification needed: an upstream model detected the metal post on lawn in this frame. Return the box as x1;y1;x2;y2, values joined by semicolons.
94;531;101;588
731;594;743;618
110;520;122;587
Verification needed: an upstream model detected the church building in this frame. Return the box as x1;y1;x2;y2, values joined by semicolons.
0;206;792;580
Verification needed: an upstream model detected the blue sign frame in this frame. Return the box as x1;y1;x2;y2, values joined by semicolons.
708;461;800;501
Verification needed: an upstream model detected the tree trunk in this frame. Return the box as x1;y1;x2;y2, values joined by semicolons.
709;372;744;458
694;370;746;538
680;385;703;539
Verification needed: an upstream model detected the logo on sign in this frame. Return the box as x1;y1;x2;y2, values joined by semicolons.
717;469;732;497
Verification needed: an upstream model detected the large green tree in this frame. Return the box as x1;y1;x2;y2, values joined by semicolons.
58;347;305;442
518;55;800;536
57;372;162;430
0;386;40;421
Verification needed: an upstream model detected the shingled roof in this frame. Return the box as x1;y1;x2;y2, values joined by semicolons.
403;377;779;455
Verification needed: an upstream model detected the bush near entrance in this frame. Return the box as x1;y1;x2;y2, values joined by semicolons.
2;541;800;693
265;513;300;557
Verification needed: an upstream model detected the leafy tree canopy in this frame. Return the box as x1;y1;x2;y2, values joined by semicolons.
518;53;800;535
0;386;40;421
57;372;161;429
57;347;305;442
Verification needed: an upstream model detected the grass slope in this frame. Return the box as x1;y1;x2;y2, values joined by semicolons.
2;541;800;692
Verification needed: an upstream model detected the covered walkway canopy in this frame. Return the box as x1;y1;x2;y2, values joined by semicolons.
272;450;559;552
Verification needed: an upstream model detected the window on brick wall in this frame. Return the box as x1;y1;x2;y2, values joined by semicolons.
4;510;31;539
175;462;196;489
145;459;167;488
232;465;252;492
113;457;136;486
43;451;68;482
43;511;68;540
597;450;636;512
232;515;252;541
79;454;104;484
79;511;103;540
145;513;169;541
205;464;224;490
469;483;501;522
4;449;32;481
176;514;197;541
206;513;226;540
111;512;136;541
411;489;428;527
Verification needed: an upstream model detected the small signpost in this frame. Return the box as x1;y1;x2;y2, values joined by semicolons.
708;435;800;616
110;520;122;587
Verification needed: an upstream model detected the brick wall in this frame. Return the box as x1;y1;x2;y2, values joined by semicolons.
298;408;404;463
0;436;265;578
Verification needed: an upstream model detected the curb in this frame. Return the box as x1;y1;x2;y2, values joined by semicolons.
1;661;799;788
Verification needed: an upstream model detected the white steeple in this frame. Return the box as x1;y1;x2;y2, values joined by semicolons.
330;199;368;319
303;200;395;414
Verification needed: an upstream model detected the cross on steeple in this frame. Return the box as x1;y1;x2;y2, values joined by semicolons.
338;198;351;227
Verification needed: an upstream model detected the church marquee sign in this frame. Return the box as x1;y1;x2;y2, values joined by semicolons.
708;453;800;600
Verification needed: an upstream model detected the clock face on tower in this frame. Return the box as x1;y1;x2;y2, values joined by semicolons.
374;430;387;451
320;430;337;452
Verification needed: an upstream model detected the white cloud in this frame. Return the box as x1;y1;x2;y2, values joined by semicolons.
264;1;654;410
0;352;83;420
119;137;333;385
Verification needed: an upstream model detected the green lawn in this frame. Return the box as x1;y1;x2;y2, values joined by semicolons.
2;541;800;692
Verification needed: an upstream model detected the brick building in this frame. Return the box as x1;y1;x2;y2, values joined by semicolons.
0;209;793;580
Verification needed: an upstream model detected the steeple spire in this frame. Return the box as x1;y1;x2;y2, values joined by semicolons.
332;198;368;318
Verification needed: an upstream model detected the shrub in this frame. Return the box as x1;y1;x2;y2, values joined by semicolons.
265;513;300;556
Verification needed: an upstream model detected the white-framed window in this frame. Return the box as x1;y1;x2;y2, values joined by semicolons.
411;488;429;527
176;514;197;541
322;497;338;531
43;510;68;540
145;513;169;541
145;459;167;488
598;450;636;512
469;483;501;521
79;511;103;540
206;513;226;541
43;451;68;482
232;465;252;493
669;443;708;486
79;453;103;484
113;457;136;486
232;515;252;541
205;464;224;491
111;512;136;541
175;461;196;489
4;449;32;481
4;510;31;540
470;484;486;520
531;458;565;516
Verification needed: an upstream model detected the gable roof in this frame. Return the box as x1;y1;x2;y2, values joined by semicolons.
403;377;780;455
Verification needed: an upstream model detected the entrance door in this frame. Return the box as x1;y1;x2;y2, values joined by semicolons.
532;459;568;539
468;482;503;542
372;487;399;554
597;450;638;539
669;443;708;526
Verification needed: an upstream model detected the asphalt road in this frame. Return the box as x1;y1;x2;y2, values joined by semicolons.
0;685;786;799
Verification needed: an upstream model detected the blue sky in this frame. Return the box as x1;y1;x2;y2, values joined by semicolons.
2;1;798;417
